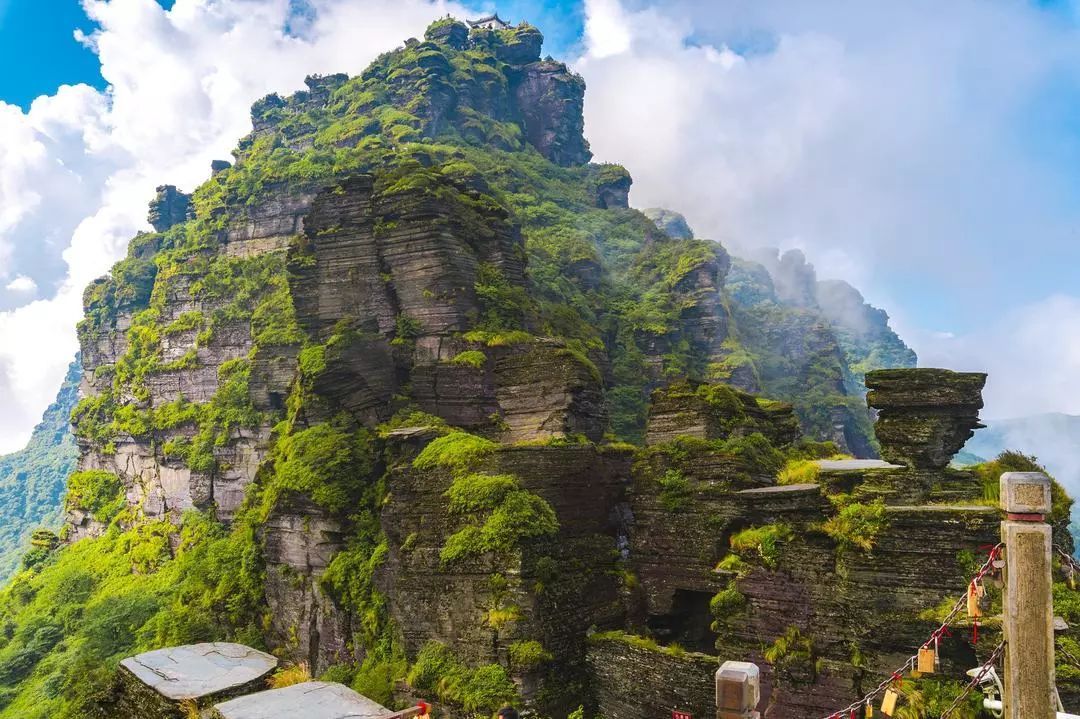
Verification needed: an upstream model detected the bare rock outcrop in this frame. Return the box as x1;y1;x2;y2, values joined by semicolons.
148;185;192;232
513;60;592;166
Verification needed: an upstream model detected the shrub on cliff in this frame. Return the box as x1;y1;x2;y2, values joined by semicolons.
413;432;499;472
729;523;793;569
440;484;558;565
64;471;124;524
406;642;516;715
821;500;888;553
972;450;1073;550
261;423;375;515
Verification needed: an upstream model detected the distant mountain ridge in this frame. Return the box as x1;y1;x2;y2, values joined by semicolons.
0;361;80;581
962;412;1080;547
644;209;917;456
964;412;1080;481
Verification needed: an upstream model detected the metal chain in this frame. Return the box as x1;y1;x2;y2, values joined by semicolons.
939;640;1006;719
1054;544;1080;572
817;544;1003;719
1058;644;1080;670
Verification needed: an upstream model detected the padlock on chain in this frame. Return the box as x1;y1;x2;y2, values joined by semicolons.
917;646;936;674
880;688;899;716
966;581;982;618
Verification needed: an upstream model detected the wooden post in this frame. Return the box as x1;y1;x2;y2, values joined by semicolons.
1000;471;1056;719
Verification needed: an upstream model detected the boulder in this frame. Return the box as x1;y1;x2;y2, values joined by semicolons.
643;208;694;240
424;18;469;48
495;24;544;65
594;165;632;209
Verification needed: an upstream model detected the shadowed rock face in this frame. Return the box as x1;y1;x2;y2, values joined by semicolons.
513;60;592;166
866;368;987;469
148;185;192;232
594;166;632;209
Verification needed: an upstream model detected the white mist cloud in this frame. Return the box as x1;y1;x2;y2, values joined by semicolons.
574;0;1080;424
0;0;471;453
909;294;1080;420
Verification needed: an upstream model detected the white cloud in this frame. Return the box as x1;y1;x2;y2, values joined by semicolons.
574;0;1080;424
0;0;472;454
4;276;37;293
909;294;1080;420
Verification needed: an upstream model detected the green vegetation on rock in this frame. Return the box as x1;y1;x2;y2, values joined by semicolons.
821;499;888;553
0;13;959;719
406;642;516;715
729;524;793;569
64;471;124;524
0;362;79;582
0;510;265;718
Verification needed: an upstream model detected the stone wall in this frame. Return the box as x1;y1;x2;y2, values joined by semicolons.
587;633;716;719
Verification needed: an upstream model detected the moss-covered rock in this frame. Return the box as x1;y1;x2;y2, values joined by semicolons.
645;380;799;447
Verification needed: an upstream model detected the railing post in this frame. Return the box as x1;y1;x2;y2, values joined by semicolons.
716;661;760;719
1000;471;1056;719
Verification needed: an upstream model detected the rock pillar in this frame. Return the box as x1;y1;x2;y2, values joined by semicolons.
865;368;986;469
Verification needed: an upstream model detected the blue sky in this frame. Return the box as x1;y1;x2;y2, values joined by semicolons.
0;0;102;108
0;1;586;109
2;0;1080;455
0;1;181;107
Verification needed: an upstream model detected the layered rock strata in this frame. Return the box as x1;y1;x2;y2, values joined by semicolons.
46;16;988;719
592;368;1001;718
866;368;987;469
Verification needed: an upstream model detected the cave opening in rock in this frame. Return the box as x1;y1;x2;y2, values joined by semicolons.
647;589;719;655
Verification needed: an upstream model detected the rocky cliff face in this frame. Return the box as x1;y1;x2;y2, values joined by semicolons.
640;215;918;456
2;16;1075;719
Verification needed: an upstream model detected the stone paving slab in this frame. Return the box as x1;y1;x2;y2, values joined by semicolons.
737;483;819;494
212;681;392;719
816;459;903;472
120;642;278;701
